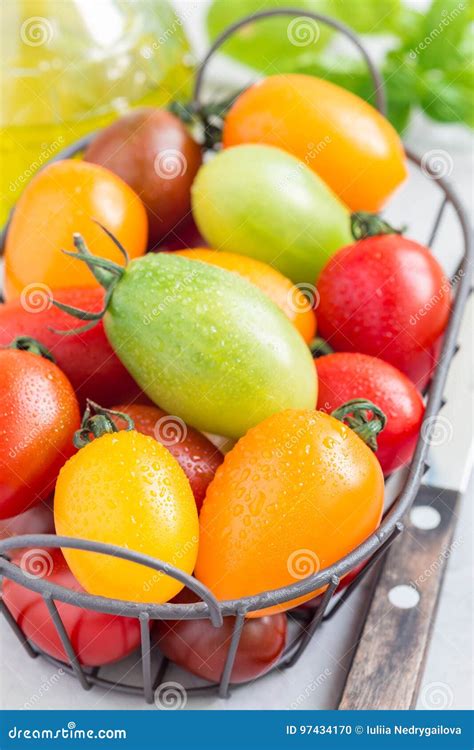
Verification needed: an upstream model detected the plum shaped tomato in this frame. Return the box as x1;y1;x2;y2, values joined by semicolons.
53;234;317;439
191;144;351;284
0;339;80;520
4;159;147;300
0;288;141;408
112;404;224;511
54;403;199;603
154;589;287;684
2;549;141;666
223;74;407;212
84;108;202;248
316;225;452;390
316;353;424;475
195;409;384;616
175;248;317;343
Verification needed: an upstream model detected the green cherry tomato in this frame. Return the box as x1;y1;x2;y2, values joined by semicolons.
191;144;352;283
103;252;317;438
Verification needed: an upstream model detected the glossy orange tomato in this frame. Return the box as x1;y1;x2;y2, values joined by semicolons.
195;409;384;616
4;160;148;300
175;248;316;343
223;74;407;212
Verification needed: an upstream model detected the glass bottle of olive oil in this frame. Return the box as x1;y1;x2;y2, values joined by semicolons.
1;0;194;224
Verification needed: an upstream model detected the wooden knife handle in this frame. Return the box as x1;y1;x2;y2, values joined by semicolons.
339;484;462;710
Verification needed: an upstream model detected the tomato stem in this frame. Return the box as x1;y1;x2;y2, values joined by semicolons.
51;227;127;335
310;337;334;358
169;93;240;150
331;398;386;452
74;400;135;449
351;212;405;240
6;336;55;362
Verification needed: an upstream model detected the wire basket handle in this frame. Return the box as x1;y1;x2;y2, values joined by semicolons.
192;7;387;116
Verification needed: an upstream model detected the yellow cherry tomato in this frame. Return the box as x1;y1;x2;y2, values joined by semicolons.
54;431;199;603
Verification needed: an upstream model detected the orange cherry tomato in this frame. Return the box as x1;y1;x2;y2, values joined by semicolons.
195;409;384;616
175;248;316;343
4;160;148;300
223;74;407;213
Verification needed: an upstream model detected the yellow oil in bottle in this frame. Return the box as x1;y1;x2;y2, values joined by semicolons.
1;0;194;225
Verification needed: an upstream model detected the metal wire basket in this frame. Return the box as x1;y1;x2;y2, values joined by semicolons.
0;9;472;705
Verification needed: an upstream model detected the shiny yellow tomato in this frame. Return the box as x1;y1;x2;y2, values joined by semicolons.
54;431;199;603
175;248;317;343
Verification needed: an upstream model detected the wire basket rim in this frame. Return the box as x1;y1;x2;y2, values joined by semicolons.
0;7;471;622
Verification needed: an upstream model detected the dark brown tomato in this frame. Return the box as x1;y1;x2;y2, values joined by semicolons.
112;404;223;511
84;108;202;247
154;589;287;684
156;215;207;252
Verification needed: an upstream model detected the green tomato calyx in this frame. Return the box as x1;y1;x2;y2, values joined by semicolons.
351;212;405;240
6;336;55;362
169;93;240;151
51;225;128;335
330;398;387;452
309;337;334;358
73;400;135;449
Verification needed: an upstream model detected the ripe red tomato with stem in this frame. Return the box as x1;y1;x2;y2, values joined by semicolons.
316;214;452;390
0;288;141;409
112;404;224;510
154;589;287;684
315;352;424;475
2;549;141;666
0;338;80;519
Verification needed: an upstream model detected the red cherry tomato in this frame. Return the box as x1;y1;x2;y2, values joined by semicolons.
112;404;223;510
316;235;452;389
0;497;55;540
0;289;141;408
154;589;287;684
2;549;141;666
316;353;424;474
0;345;80;519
